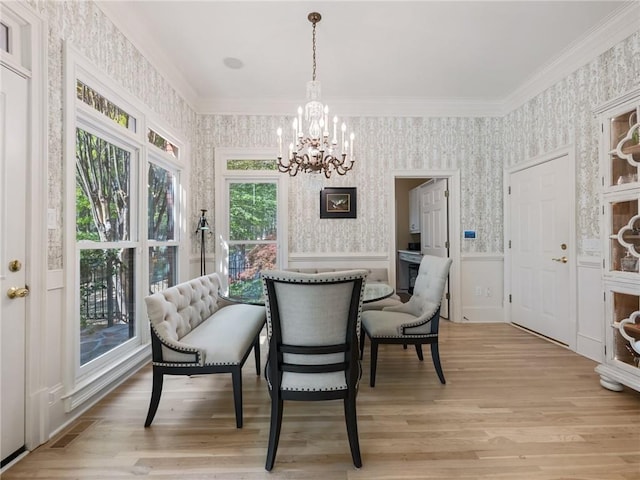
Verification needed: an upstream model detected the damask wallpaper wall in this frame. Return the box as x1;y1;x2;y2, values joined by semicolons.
504;30;640;255
198;30;639;259
27;0;198;269
30;0;639;268
197;115;505;256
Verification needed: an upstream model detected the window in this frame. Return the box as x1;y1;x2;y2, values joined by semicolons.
75;126;137;365
147;158;179;293
227;181;278;296
65;48;185;406
215;150;288;293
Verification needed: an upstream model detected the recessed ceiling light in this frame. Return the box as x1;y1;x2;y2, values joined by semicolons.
223;57;244;69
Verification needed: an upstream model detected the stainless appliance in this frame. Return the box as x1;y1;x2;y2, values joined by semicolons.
398;250;422;294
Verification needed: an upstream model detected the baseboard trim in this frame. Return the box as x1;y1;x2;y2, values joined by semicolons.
461;306;505;323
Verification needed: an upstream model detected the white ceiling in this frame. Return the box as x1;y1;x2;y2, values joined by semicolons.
97;1;634;115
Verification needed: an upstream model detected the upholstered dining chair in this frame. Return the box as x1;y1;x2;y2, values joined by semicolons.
261;269;367;471
360;255;452;387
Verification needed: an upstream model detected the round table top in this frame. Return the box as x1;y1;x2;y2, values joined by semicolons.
221;282;394;306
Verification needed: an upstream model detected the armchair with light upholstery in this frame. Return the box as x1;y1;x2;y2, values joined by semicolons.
261;269;367;471
360;255;452;387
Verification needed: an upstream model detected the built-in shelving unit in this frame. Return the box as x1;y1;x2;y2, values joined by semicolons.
594;88;640;392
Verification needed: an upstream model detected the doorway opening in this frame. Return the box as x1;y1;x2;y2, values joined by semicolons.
390;170;461;322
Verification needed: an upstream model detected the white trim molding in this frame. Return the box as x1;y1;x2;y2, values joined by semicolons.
461;253;505;323
1;0;50;453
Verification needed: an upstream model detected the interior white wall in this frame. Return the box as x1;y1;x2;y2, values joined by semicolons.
461;255;504;323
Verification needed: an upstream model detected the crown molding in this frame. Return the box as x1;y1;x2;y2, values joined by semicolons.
96;1;199;110
196;96;504;118
501;1;640;115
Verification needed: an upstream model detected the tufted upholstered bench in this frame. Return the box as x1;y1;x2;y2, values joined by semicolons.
143;273;266;428
286;267;402;310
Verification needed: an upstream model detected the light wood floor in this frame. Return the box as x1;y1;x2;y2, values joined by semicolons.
4;322;640;479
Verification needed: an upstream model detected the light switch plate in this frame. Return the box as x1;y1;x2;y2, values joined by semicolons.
47;208;57;229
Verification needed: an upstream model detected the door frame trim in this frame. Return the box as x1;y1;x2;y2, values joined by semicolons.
390;169;461;322
504;145;577;350
0;2;49;455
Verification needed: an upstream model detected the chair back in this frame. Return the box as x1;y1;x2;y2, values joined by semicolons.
409;255;453;317
261;270;367;395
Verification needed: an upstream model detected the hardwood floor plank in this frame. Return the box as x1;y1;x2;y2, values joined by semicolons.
3;322;639;479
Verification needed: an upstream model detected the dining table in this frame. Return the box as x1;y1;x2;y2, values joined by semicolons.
220;282;395;306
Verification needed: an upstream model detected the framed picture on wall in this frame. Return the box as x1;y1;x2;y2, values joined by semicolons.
320;187;357;219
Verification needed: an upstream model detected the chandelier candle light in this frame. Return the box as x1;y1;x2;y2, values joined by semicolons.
276;12;355;178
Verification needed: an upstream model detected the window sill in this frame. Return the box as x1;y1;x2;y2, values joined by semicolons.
62;344;150;412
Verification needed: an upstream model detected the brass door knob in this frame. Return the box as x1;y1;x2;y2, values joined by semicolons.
551;256;568;264
7;286;30;299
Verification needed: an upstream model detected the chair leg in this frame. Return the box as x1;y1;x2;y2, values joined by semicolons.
359;330;366;360
254;334;261;376
144;369;164;427
415;344;424;361
343;396;362;468
369;340;379;387
265;396;284;471
430;341;446;384
231;367;243;428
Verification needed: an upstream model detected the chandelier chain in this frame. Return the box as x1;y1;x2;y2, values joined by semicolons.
312;20;317;81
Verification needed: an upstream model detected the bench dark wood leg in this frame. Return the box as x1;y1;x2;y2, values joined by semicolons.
253;334;261;376
144;369;163;427
415;344;424;361
231;367;243;428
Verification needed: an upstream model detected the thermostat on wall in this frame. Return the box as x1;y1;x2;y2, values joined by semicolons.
464;230;476;239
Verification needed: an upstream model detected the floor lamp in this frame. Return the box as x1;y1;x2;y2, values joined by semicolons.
196;209;210;275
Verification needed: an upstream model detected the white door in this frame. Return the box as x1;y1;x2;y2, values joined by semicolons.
420;178;450;318
0;64;28;464
510;155;572;344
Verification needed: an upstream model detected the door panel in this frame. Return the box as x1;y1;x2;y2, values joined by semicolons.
420;178;450;318
1;64;28;465
510;156;571;344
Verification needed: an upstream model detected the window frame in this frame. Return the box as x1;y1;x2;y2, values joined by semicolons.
147;146;182;293
63;45;187;411
214;148;289;291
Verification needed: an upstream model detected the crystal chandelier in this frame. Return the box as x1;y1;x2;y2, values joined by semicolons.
276;12;354;178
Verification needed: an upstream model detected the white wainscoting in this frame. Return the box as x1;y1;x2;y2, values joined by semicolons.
45;270;65;435
576;256;604;362
288;253;391;271
460;254;505;323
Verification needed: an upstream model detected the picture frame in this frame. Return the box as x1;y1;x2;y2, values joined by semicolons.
320;187;357;219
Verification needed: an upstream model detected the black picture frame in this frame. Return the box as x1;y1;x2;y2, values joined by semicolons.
320;187;357;219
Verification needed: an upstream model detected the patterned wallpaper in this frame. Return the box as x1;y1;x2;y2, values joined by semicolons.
27;0;198;269
29;0;639;267
197;115;505;256
198;31;639;258
504;30;640;255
